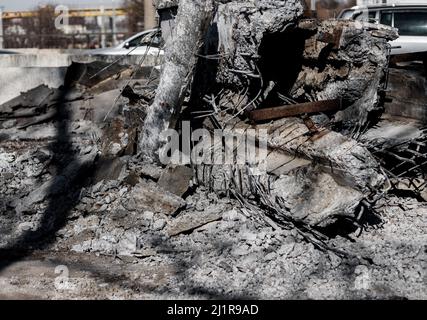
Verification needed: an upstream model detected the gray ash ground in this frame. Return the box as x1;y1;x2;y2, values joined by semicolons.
0;111;425;300
0;159;425;299
0;60;425;299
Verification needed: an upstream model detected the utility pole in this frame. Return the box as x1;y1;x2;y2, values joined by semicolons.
310;0;317;18
100;5;106;48
144;0;157;30
0;6;4;50
112;0;117;46
310;0;316;11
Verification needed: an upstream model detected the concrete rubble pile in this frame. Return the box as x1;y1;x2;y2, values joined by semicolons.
148;0;400;229
0;0;426;299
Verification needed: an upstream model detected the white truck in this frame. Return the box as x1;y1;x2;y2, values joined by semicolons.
339;4;427;58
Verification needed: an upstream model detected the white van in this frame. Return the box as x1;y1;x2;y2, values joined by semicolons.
338;4;427;56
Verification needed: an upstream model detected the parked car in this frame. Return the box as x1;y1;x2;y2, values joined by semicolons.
0;50;18;55
91;28;164;56
338;4;427;56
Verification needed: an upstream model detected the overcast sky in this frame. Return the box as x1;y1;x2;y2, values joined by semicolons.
0;0;123;11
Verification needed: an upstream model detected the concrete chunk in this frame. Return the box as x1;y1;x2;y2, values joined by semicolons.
158;165;194;197
130;181;186;216
166;210;222;237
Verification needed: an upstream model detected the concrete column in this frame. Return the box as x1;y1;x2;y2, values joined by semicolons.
144;0;157;30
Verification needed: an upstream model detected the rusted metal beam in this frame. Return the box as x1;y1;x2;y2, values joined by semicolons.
249;99;342;122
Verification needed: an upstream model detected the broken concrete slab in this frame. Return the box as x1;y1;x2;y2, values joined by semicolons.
266;151;311;177
138;163;164;181
214;0;305;88
193;117;387;226
360;115;424;149
0;67;68;106
260;118;387;192
158;165;194;197
361;115;426;201
270;166;364;227
92;157;127;184
385;66;427;122
166;209;223;237
0;85;55;116
12;150;98;215
101;118;136;157
196;118;387;193
291;20;398;133
130;181;186;216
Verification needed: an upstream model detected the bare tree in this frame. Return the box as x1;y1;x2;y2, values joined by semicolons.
124;0;146;34
21;5;63;48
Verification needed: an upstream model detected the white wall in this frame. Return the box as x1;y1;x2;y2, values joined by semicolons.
0;67;67;105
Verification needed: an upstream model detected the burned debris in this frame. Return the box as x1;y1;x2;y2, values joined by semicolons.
140;0;400;234
0;0;426;299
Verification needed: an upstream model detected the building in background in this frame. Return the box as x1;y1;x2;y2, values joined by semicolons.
4;0;423;50
0;0;158;49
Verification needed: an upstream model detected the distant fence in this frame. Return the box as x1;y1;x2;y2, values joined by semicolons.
2;32;130;49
